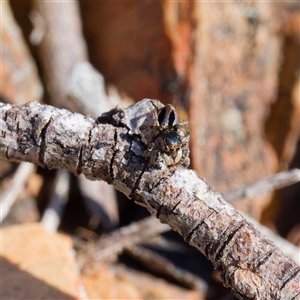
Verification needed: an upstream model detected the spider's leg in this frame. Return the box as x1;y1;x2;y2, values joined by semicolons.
180;120;189;125
174;121;189;131
140;125;161;145
144;142;155;157
150;148;160;165
174;148;183;164
175;124;190;140
139;124;151;131
140;124;151;145
162;153;173;166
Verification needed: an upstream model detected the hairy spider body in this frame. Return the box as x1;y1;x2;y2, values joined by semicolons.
140;104;190;168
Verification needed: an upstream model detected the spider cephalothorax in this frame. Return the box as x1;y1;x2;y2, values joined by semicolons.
140;104;190;168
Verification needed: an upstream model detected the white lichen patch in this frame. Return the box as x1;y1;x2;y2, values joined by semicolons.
58;112;92;139
0;119;7;131
169;169;236;215
0;136;18;150
92;148;106;161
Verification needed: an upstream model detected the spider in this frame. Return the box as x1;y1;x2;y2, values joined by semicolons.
140;104;190;168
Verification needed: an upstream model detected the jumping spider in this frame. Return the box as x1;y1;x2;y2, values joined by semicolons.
140;104;190;168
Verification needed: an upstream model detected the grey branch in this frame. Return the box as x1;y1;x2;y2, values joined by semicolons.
0;100;299;300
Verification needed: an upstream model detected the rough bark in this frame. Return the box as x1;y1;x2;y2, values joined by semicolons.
265;5;300;170
0;100;299;300
189;2;281;190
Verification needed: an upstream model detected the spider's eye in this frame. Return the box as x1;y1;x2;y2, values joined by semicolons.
158;105;178;128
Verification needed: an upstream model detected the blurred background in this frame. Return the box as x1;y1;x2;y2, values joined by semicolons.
1;1;299;299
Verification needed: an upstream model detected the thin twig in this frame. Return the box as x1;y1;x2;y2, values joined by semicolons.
77;216;169;266
0;162;36;223
125;245;207;291
40;170;70;231
222;169;300;202
0;100;299;300
78;173;119;232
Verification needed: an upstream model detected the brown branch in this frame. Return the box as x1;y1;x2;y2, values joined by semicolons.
0;100;299;300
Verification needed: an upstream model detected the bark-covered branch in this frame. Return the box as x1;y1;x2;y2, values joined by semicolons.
0;100;299;300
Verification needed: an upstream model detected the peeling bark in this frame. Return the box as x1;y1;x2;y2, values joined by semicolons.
0;99;299;300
